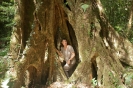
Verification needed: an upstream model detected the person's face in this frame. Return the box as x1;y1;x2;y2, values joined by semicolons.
62;40;67;46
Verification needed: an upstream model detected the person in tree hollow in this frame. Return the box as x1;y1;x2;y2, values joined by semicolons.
56;38;76;78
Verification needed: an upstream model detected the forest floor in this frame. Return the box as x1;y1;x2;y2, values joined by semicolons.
0;47;11;88
1;47;133;88
46;66;133;88
47;82;92;88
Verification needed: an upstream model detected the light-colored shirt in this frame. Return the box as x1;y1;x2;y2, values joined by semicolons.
61;45;76;64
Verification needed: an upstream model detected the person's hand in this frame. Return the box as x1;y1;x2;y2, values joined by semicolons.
55;48;58;52
67;59;71;65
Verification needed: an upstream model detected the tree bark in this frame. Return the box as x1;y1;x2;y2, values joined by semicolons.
9;0;133;88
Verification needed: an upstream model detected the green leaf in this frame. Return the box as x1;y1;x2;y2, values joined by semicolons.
65;2;68;5
125;73;133;85
81;4;89;12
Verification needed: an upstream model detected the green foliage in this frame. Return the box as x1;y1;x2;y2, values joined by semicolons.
101;0;130;28
127;29;133;43
0;51;7;56
123;72;133;87
101;0;133;42
0;37;10;41
0;2;14;22
109;71;124;88
0;37;10;48
0;1;15;38
0;58;7;72
81;4;89;12
0;56;9;84
65;1;68;5
91;78;97;87
0;48;9;56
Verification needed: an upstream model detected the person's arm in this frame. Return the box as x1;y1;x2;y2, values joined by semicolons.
67;52;75;65
67;45;75;64
69;52;75;61
56;49;63;57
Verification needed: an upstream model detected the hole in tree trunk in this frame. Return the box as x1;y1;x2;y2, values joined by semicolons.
54;20;79;77
91;56;97;80
38;24;41;31
75;0;77;3
120;61;130;67
23;0;35;48
66;20;80;63
91;62;97;79
66;20;79;77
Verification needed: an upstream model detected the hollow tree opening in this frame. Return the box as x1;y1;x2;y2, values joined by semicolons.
91;60;97;79
66;20;79;76
21;0;35;48
54;19;79;77
66;20;79;63
54;27;79;77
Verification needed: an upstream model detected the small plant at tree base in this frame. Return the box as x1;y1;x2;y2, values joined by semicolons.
91;78;97;87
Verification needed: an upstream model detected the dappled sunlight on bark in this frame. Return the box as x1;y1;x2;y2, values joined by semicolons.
7;0;133;87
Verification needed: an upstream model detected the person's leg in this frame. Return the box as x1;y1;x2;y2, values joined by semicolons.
63;63;76;78
68;63;75;77
63;59;76;78
63;64;70;78
64;71;69;78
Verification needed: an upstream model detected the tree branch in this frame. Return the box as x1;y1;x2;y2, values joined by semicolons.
126;0;133;35
58;0;75;27
91;0;108;27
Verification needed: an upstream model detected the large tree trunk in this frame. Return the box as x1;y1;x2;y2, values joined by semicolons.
9;0;133;88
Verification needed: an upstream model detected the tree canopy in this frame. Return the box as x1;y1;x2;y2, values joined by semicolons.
0;0;14;38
